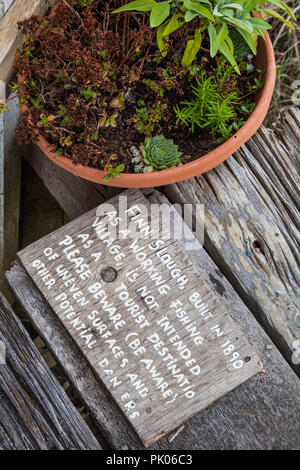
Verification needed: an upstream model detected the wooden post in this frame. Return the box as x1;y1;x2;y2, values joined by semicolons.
0;1;57;297
0;292;101;449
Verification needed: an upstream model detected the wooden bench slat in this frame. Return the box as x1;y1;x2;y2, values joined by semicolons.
164;107;300;375
23;146;121;220
0;293;101;450
6;190;300;449
0;0;56;84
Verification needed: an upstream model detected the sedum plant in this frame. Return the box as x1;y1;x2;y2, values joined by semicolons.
102;164;125;182
113;0;296;72
174;69;248;137
141;135;182;169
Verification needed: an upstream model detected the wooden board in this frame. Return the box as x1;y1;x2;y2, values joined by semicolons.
22;144;121;220
0;1;13;21
164;107;300;376
2;85;21;299
17;189;261;446
0;82;4;287
0;292;101;449
6;190;300;450
0;0;57;84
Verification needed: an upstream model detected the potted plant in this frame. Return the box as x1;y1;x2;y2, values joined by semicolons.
6;0;295;187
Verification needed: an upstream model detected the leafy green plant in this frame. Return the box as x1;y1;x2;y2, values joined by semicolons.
174;70;240;137
113;0;296;72
140;135;182;169
37;113;56;127
134;99;168;135
102;164;125;182
229;28;251;61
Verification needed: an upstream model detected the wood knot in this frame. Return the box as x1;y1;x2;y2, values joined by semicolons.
100;266;117;283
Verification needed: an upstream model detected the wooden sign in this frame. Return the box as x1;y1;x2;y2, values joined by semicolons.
18;189;261;447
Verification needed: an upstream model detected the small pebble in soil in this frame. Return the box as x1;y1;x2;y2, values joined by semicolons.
143;165;153;173
130;146;141;158
134;163;145;173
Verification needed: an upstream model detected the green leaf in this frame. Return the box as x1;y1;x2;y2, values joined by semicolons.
221;3;243;10
219;37;240;74
184;10;198;22
242;0;260;14
150;2;170;27
217;22;229;44
266;0;296;20
156;23;168;56
225;17;254;33
182;29;202;66
113;0;156;12
262;9;294;29
236;28;257;54
163;12;184;35
207;24;219;57
183;0;211;8
247;16;272;31
188;2;215;21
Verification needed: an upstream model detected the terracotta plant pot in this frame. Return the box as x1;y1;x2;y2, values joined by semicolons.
20;34;276;188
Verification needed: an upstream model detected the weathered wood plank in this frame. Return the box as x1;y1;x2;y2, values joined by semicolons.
22;145;121;220
0;0;56;84
17;189;261;447
20;160;66;248
164;107;300;375
0;82;4;285
6;190;300;449
0;292;101;450
2;86;21;299
0;0;14;21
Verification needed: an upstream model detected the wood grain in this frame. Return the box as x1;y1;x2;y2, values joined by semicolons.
22;145;121;220
17;189;261;446
0;0;13;21
0;0;56;84
6;190;300;450
0;292;101;449
1;87;21;300
164;107;300;375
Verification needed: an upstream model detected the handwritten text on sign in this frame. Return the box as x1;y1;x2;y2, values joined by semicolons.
18;190;260;446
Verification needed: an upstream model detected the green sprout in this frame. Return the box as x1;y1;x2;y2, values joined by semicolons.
102;164;125;182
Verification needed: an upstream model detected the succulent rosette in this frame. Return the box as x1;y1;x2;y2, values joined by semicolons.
140;135;182;170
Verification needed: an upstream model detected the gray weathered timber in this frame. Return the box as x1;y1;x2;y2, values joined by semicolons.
17;189;261;447
0;0;57;84
0;0;13;21
23;145;121;220
0;292;101;450
6;190;300;450
0;82;4;288
164;107;300;375
2;88;21;299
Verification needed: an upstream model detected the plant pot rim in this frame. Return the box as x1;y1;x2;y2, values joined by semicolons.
20;32;276;188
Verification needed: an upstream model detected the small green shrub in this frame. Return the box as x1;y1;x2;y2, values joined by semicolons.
113;0;296;72
229;28;251;61
134;99;168;135
174;70;240;137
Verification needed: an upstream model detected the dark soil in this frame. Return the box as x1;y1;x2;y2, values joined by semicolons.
14;0;258;173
